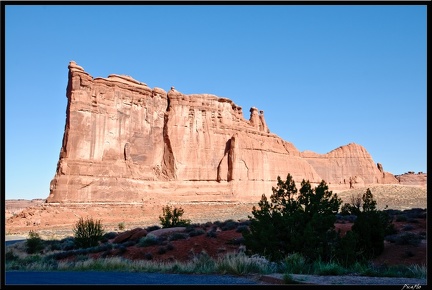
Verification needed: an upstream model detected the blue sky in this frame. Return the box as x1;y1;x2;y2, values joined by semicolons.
4;4;427;200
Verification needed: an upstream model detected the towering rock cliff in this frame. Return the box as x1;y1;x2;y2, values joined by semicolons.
47;61;398;203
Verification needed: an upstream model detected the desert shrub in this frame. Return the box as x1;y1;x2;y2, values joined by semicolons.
25;231;44;254
395;214;408;222
384;234;399;243
407;218;419;224
121;240;136;247
384;209;402;216
216;252;276;275
44;240;61;251
117;245;127;255
213;220;223;227
138;234;160;247
5;250;19;261
74;248;89;256
74;254;90;262
206;229;218;238
59;237;76;251
226;237;245;245
158;246;167;255
238;219;251;226
405;208;427;219
146;225;161;232
395;232;422;246
184;225;197;232
118;222;125;231
221;219;238;231
312;259;348;276
98;244;113;252
235;224;249;233
169;232;189;241
86;245;102;253
73;217;105;249
361;264;421;278
100;250;112;258
243;174;342;262
48;249;77;260
191;250;216;273
188;228;205;237
159;205;191;228
102;232;118;240
280;252;311;274
402;224;414;231
19;254;43;266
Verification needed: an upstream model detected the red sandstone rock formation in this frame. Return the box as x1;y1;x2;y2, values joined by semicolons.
395;172;427;187
47;61;401;204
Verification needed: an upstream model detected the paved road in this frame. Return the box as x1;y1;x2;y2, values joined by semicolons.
5;271;262;285
4;239;26;246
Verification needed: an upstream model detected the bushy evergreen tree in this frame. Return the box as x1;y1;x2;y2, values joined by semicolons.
243;174;342;262
350;188;392;259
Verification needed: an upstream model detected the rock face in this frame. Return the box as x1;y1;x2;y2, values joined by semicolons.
395;172;427;187
47;61;400;203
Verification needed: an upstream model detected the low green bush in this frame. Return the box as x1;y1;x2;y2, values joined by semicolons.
235;225;249;233
395;232;422;246
169;232;189;241
138;234;160;247
280;252;310;274
221;219;238;231
313;260;348;276
188;228;205;237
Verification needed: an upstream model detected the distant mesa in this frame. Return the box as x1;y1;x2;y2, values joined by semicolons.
47;61;421;204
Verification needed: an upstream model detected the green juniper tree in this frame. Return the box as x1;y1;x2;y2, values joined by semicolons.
243;174;342;262
350;188;393;259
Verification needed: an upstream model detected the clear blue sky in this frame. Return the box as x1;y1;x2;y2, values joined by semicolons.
5;4;427;200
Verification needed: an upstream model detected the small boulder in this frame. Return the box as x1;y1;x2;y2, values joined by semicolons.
147;227;186;237
112;227;143;244
129;229;148;241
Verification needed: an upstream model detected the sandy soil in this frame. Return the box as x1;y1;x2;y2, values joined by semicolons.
5;184;426;237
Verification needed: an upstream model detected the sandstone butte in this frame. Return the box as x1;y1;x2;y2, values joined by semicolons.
47;61;401;205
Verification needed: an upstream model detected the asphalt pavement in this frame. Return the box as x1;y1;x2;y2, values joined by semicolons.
4;271;264;285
